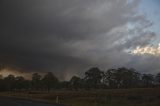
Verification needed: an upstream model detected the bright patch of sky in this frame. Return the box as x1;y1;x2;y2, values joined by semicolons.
139;0;160;44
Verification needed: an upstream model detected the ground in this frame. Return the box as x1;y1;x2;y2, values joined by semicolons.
0;96;64;106
0;88;160;106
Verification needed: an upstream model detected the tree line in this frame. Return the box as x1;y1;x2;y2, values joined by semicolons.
0;67;160;91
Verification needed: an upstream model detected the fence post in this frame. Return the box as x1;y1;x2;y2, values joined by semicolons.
56;96;59;104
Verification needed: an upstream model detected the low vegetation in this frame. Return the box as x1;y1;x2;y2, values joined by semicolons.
0;88;160;106
0;67;160;91
0;67;160;106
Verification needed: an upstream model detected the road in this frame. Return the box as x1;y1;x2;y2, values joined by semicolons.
0;96;64;106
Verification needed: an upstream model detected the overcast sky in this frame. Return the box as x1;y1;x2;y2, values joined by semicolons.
0;0;160;80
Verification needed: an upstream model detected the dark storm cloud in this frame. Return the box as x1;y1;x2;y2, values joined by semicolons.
0;0;158;79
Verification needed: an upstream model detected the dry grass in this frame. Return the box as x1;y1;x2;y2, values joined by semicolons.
0;88;160;106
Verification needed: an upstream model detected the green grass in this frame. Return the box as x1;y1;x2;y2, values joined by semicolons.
0;88;160;106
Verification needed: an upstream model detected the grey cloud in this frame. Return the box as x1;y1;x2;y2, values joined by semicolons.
0;0;158;80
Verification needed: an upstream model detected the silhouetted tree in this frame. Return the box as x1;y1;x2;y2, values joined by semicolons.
0;67;159;91
58;81;70;89
4;75;16;91
70;76;83;90
84;67;104;89
31;73;42;90
142;74;154;87
0;75;5;91
129;68;141;88
42;72;59;91
118;68;141;88
156;73;160;86
104;69;118;88
15;76;29;90
104;68;141;88
0;75;3;79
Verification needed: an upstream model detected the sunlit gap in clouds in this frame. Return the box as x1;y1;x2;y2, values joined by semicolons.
0;67;45;80
131;44;160;56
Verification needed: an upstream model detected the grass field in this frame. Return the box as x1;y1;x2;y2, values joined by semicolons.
0;88;160;106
